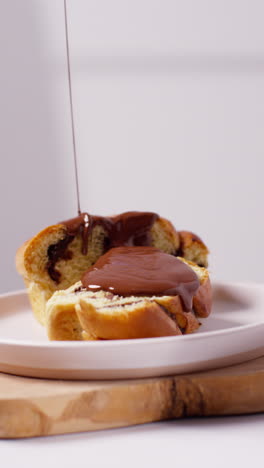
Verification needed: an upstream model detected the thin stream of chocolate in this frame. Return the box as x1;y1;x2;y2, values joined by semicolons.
63;0;81;215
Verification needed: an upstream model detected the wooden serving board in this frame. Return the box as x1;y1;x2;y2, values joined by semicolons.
1;356;264;438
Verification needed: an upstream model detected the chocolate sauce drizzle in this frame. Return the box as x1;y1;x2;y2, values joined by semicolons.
47;211;159;283
81;246;200;311
62;211;159;253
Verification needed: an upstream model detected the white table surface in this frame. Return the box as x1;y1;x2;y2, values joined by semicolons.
1;414;264;468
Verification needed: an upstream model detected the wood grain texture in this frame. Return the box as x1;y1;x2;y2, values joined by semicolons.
1;355;264;438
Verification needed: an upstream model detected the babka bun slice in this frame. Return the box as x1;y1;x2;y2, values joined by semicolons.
16;211;209;325
46;247;212;341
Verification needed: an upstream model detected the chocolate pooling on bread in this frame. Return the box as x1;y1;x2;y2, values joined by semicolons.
47;211;159;283
81;246;200;311
62;211;159;251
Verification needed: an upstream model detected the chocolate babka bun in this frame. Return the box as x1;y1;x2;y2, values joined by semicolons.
46;247;212;341
16;211;209;325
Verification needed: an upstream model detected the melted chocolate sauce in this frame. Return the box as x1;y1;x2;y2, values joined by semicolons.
81;246;199;311
46;211;159;283
62;211;159;253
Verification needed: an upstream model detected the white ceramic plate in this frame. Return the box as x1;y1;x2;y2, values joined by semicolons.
0;282;264;380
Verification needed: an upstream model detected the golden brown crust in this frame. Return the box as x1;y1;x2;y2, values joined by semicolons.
179;231;209;267
179;231;207;248
15;240;30;276
76;300;182;340
155;296;200;334
193;276;212;318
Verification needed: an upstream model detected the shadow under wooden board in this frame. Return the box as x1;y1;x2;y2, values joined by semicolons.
1;355;264;439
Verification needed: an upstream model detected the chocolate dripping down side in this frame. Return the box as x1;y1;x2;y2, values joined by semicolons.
46;211;159;283
81;246;200;312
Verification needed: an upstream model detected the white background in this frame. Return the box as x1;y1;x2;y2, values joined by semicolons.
0;0;264;458
1;0;264;292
